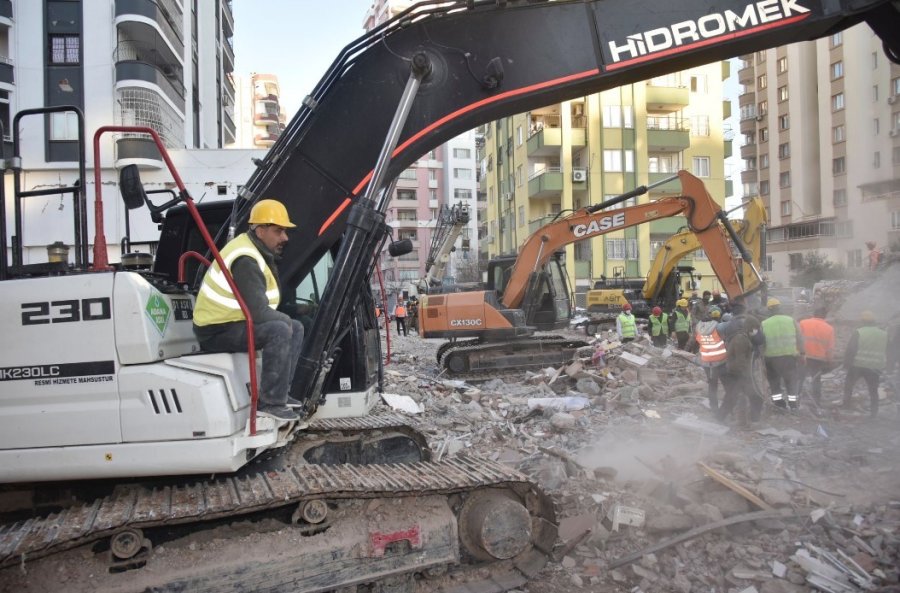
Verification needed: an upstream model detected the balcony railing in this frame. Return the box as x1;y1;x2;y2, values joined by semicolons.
116;0;184;48
766;219;836;244
646;116;688;131
115;41;186;104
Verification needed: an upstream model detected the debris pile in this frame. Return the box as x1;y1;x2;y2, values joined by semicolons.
380;330;900;592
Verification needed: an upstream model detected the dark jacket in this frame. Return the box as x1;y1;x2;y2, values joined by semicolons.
725;315;761;377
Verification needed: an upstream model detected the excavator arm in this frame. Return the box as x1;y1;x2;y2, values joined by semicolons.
420;203;470;292
642;196;768;299
501;171;752;309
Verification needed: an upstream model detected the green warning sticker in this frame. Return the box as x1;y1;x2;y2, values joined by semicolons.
146;292;171;337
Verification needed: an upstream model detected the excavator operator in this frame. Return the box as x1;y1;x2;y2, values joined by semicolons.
193;199;307;424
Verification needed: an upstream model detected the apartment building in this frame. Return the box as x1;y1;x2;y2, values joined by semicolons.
2;1;256;263
230;73;287;149
480;63;733;303
738;22;900;285
363;0;479;298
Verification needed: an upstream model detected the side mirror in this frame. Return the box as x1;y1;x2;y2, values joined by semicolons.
118;165;147;210
388;239;413;257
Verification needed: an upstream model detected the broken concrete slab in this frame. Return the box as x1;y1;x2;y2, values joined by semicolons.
673;414;730;436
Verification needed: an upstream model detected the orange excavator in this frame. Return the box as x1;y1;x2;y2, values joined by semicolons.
420;171;761;373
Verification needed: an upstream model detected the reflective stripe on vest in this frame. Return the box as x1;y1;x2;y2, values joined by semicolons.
193;233;279;326
674;310;691;333
761;314;798;357
854;326;887;370
649;313;668;336
618;313;637;338
799;317;835;361
697;328;727;364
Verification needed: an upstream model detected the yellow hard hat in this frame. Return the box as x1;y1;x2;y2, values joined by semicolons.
861;310;876;322
249;199;296;228
676;298;688;307
767;297;781;309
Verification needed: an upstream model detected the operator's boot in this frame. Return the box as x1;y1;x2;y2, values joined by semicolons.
770;393;786;409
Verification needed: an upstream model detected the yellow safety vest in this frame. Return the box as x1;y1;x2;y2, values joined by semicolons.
854;326;887;370
618;312;637;338
761;314;798;358
649;313;668;336
194;233;280;326
673;310;691;333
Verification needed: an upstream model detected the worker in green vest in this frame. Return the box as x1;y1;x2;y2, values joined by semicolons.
616;303;638;343
194;199;306;424
843;310;888;417
669;298;692;350
648;306;669;348
760;298;804;410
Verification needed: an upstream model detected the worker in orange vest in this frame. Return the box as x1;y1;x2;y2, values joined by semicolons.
394;301;408;336
798;307;836;405
695;305;727;411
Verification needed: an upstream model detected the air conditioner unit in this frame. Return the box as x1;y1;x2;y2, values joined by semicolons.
890;128;900;137
572;168;587;182
503;192;513;201
888;95;898;105
755;114;764;121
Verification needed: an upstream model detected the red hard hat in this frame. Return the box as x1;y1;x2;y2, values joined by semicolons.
652;306;662;315
623;303;632;311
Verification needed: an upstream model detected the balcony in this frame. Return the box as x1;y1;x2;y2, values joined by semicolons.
254;131;281;147
527;126;561;157
254;110;280;125
223;108;236;140
116;0;185;50
0;56;12;85
528;215;558;234
725;180;734;197
648;172;682;194
114;41;185;106
645;84;689;110
740;143;756;160
722;100;731;120
646;117;689;152
724;139;732;159
527;168;563;199
222;38;234;74
738;64;754;85
0;0;11;22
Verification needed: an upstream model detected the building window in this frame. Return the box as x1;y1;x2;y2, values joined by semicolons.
399;168;417;180
516;126;523;146
454;188;472;200
892;211;900;230
833;125;845;143
745;157;757;170
894;146;900;165
603;149;634;172
760;180;770;195
648;153;680;173
778;143;790;159
692;156;710;178
760;128;769;142
760;154;769;169
847;249;862;268
397;189;416;200
606;238;625;259
690;75;708;93
758;74;767;89
777;57;788;73
778;86;788;102
779;171;791;188
874;151;881;169
892;76;900;96
830;31;842;47
758;100;768;117
453;168;472;179
762;255;774;272
50;35;80;64
788;253;803;270
756;50;766;63
779;114;789;130
518;205;525;226
429;169;438;181
602;105;622;128
832;93;845;112
874;119;880;135
743;131;755;146
832;156;846;175
690;115;710;136
781;200;792;215
873;85;879;102
833;188;847;206
453;147;471;159
50;112;79;141
831;61;843;80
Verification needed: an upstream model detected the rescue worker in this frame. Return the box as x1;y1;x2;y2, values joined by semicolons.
711;290;724;307
798;307;835;405
193;199;305;423
616;303;638;343
648;306;669;348
842;310;887;417
407;297;419;335
394;301;408;336
670;298;692;350
717;314;764;426
691;290;712;328
761;298;804;410
865;241;883;271
695;305;726;411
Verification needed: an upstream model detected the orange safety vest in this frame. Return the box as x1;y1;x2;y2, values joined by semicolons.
697;328;727;365
799;317;835;361
395;305;407;318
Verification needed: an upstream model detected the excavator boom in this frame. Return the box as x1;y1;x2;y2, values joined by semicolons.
502;171;750;308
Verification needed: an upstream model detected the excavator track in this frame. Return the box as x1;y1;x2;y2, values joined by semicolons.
439;336;589;374
0;455;557;592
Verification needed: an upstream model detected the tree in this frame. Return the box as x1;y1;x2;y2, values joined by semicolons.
790;251;844;288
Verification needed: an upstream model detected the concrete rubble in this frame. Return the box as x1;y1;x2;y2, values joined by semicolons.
378;329;900;593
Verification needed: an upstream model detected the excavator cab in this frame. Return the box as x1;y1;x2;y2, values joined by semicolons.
487;251;573;331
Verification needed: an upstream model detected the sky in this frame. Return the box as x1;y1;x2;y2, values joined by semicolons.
233;0;375;117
